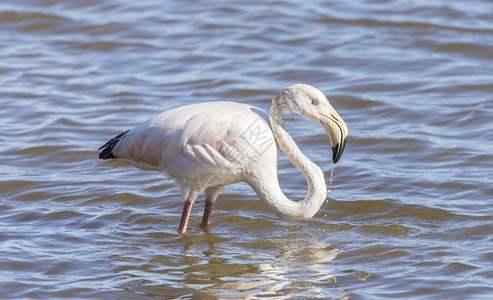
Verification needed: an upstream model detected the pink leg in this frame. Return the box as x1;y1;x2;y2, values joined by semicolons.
200;186;222;232
201;200;214;231
178;201;193;234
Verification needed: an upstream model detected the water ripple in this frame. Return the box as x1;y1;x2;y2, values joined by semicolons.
1;0;493;298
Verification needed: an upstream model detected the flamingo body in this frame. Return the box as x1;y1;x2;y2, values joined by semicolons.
109;102;277;198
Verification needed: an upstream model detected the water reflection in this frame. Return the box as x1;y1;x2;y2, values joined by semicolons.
174;235;340;298
108;230;345;297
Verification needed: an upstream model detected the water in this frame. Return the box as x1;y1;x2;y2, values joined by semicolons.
1;0;493;298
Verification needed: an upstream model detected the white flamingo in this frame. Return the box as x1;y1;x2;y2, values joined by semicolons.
99;84;348;234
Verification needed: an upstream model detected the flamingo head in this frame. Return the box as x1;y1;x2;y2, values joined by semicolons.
279;84;348;164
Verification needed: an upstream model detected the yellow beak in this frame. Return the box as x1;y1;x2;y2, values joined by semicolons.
321;109;348;164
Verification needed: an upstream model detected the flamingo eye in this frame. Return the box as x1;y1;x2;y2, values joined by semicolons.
312;98;319;105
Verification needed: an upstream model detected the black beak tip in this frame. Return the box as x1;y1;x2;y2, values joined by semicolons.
332;144;341;164
332;138;347;164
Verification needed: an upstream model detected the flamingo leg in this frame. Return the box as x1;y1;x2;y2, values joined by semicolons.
201;200;214;231
178;201;193;234
201;186;222;232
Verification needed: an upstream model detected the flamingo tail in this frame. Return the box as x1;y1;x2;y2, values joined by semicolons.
98;130;129;159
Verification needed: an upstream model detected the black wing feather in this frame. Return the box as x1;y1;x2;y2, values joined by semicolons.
98;130;129;159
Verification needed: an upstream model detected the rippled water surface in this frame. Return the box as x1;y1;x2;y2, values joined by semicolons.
1;0;493;298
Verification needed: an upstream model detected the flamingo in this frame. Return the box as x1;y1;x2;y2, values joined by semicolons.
99;84;348;234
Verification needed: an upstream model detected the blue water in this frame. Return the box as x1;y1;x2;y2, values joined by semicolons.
1;0;492;298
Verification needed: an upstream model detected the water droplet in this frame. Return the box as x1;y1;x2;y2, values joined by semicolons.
330;164;335;184
328;164;335;193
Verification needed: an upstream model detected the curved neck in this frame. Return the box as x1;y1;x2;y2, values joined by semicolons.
251;100;327;220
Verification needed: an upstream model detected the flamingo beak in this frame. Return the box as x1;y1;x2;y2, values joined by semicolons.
321;109;348;164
